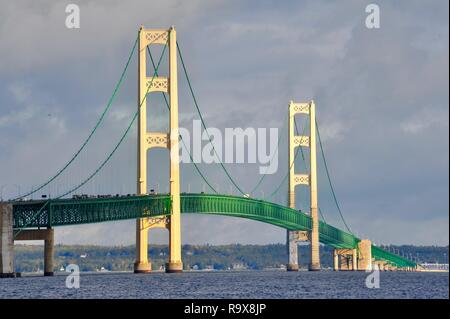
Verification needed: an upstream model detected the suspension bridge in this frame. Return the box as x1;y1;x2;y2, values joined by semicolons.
0;26;418;278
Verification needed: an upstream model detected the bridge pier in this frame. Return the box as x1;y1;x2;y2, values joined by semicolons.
44;229;54;276
357;239;372;271
334;248;357;271
0;203;15;278
333;249;339;271
2;203;55;277
332;240;373;271
286;230;309;271
15;229;54;276
352;249;358;271
286;231;299;271
134;219;151;273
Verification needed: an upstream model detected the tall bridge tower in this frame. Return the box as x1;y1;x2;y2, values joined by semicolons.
134;26;183;273
287;100;321;271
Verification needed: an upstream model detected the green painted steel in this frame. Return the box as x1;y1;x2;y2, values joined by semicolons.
11;193;415;268
371;245;415;268
12;195;171;229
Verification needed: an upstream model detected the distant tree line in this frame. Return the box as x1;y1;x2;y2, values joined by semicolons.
13;243;449;273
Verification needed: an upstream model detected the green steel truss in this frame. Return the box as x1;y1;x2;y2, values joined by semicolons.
11;193;415;268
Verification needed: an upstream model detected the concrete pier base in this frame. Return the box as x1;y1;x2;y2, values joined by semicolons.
0;203;14;277
287;263;299;271
308;262;321;271
134;261;151;273
165;261;183;273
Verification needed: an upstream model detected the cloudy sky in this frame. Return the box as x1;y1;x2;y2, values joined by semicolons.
0;0;448;246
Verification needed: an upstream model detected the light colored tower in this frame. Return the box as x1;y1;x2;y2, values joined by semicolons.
287;100;320;271
308;101;320;271
134;26;183;273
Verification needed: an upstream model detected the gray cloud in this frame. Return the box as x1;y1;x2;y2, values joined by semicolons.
1;0;448;246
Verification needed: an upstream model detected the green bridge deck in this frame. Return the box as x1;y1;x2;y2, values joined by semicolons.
11;193;416;268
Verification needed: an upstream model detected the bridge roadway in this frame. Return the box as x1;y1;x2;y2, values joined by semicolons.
10;193;416;268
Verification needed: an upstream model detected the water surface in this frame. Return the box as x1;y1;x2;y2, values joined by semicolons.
0;270;447;299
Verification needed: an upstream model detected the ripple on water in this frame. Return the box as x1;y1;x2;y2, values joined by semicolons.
0;271;448;299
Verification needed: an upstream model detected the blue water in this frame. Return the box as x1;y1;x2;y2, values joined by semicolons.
0;271;448;299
